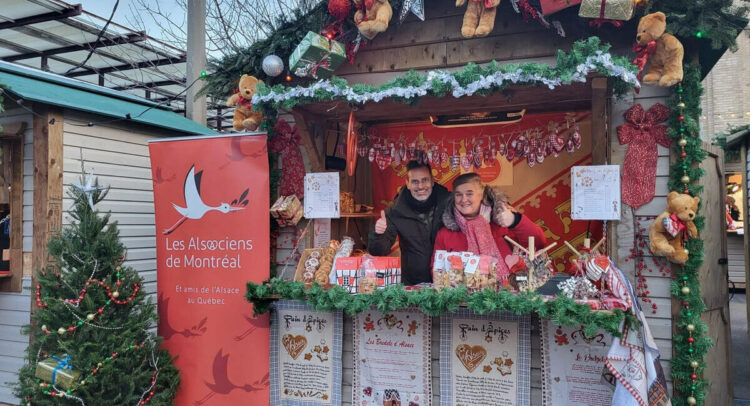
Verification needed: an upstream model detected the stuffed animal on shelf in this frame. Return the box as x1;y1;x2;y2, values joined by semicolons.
226;74;264;131
648;191;699;264
635;11;684;87
353;0;393;40
456;0;500;38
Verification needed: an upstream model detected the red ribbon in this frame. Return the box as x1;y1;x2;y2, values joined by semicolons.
470;0;495;8
668;213;687;235
632;40;657;81
598;0;607;18
517;0;547;27
311;58;331;78
589;18;623;28
233;89;253;109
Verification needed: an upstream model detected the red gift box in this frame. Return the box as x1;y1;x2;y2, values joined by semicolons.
540;0;581;15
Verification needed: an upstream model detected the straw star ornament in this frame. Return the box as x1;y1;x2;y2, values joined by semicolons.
72;172;107;210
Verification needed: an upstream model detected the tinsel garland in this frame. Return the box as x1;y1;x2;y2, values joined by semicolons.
246;278;637;336
667;65;711;406
251;37;639;111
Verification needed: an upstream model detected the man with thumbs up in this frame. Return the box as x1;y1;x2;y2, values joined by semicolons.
368;160;450;285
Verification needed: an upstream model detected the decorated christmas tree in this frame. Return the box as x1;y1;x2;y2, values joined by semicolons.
15;175;179;405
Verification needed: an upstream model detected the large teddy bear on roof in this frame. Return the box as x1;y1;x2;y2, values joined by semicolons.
226;74;263;132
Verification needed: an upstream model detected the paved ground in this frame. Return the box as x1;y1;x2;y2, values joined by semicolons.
731;292;750;405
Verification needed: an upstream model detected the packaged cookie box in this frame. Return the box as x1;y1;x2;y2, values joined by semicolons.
334;256;401;294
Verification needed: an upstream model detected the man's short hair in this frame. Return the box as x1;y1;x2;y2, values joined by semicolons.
405;160;432;177
452;172;482;190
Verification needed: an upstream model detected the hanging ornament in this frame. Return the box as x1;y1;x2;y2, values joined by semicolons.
398;0;425;23
431;146;441;166
572;124;582;148
390;143;400;165
450;155;460;171
328;0;351;21
460;155;472;171
506;145;516;161
497;142;507;157
358;144;368;157
565;137;576;153
368;146;376;162
398;143;407;162
527;151;536;167
262;55;284;77
441;147;449;166
376;148;392;170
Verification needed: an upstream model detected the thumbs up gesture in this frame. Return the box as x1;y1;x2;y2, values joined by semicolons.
375;210;388;234
497;201;516;228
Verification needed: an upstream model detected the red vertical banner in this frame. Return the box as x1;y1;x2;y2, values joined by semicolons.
149;134;270;405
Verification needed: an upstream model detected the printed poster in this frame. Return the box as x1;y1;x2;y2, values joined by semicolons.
540;320;614;406
353;308;432;406
271;300;343;405
149;134;270;405
305;172;340;219
440;310;531;406
570;165;621;220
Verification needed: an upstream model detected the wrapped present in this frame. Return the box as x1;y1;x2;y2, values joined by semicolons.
271;195;303;227
540;0;582;15
289;31;346;79
578;0;635;21
35;355;80;390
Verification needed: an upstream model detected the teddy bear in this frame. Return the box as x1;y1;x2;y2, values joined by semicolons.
635;11;684;87
226;74;264;131
353;0;393;40
456;0;500;38
648;191;699;264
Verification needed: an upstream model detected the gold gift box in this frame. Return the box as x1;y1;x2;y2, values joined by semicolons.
578;0;634;21
35;355;81;390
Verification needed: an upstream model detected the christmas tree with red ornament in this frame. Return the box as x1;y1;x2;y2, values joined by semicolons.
15;175;179;405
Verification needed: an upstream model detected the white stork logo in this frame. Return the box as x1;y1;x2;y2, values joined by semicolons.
163;166;248;235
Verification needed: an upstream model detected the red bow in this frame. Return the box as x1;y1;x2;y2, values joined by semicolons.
233;89;253;109
589;18;623;28
632;41;657;81
667;214;687;235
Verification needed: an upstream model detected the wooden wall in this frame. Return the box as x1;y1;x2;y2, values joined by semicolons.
61;112;162;303
0;108;32;404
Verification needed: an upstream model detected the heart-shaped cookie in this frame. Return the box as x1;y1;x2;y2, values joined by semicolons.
282;334;308;360
455;344;487;373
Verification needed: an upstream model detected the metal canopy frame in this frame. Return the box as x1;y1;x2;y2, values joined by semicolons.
0;0;230;131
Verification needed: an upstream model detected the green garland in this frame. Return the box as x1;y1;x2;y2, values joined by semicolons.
251;37;638;112
246;278;637;336
667;66;711;406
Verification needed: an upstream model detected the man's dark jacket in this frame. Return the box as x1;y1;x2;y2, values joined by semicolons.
368;183;451;285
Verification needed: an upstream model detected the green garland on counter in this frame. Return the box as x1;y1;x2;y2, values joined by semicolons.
246;278;637;336
667;66;712;406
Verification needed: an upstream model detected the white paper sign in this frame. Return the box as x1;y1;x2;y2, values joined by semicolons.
353;308;431;406
540;320;613;406
440;311;530;406
271;301;342;405
313;218;332;248
304;173;340;219
571;165;621;220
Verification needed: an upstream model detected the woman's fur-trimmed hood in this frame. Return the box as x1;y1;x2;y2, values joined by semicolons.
442;186;511;231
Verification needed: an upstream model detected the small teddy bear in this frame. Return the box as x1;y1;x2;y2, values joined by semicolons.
353;0;393;40
648;191;699;264
226;74;264;131
636;12;684;87
456;0;500;38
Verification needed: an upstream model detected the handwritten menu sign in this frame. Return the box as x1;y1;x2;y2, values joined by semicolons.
540;320;613;406
353;308;431;406
440;310;530;406
570;165;621;220
271;300;342;405
304;173;340;219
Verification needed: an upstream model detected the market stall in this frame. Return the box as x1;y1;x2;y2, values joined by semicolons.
198;1;746;405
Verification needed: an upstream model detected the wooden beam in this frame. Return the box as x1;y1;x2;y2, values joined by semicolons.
289;109;324;172
31;108;64;311
743;141;750;338
0;121;27;138
66;55;187;77
0;138;24;292
0;4;82;30
589;77;615;257
3;32;147;62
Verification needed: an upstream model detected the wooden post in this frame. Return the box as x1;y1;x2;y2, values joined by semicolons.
743;140;750;337
290;109;324;172
0;136;24;292
31;108;64;311
590;76;615;257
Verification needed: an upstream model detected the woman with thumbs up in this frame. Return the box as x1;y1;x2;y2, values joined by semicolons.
368;160;451;285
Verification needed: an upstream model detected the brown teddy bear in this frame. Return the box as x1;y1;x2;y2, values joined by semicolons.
456;0;500;38
648;191;699;264
353;0;393;40
636;12;684;87
226;74;263;131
